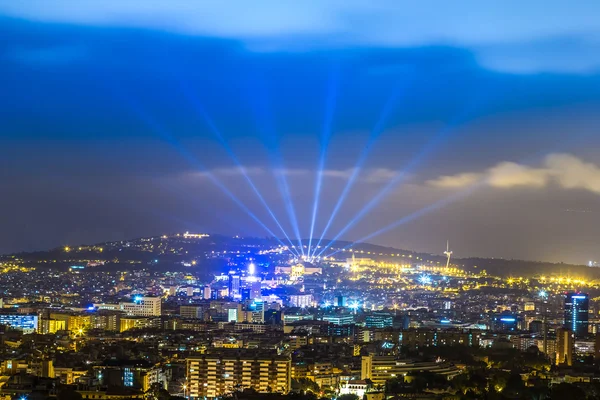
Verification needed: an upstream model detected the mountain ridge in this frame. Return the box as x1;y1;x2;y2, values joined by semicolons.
1;233;595;279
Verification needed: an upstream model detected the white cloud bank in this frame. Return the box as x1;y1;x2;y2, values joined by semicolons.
190;166;400;184
428;153;600;194
1;0;600;73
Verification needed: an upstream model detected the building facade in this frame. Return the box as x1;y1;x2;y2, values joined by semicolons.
186;351;291;398
556;328;574;366
564;292;589;337
0;313;38;333
360;355;459;385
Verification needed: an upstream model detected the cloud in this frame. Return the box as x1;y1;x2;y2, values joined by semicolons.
427;172;481;188
486;162;548;188
475;37;600;74
5;45;86;65
185;166;402;184
428;153;600;194
1;1;600;73
363;168;398;183
545;153;600;193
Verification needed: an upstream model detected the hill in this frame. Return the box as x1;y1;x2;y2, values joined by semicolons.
0;233;595;279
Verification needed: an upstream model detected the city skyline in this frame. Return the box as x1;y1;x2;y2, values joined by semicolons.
2;2;600;263
3;4;600;399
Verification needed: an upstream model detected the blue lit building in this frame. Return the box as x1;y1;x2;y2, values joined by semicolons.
564;292;589;337
327;324;356;337
94;360;164;391
0;313;38;333
323;314;355;325
228;274;241;298
491;313;519;331
365;313;394;328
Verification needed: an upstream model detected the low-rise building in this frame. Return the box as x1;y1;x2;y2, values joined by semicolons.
187;350;291;398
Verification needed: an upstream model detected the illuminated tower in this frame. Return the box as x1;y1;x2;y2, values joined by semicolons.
564;292;589;338
444;241;452;269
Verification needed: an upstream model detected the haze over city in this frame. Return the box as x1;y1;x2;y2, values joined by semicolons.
6;3;600;400
2;2;600;261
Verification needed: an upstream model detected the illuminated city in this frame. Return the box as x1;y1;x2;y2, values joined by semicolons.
3;2;600;400
0;233;599;399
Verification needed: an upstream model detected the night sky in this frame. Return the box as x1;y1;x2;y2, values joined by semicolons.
2;1;600;263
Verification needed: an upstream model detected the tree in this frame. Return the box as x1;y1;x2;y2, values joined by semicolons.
503;372;525;398
291;378;320;393
551;383;586;400
57;387;83;400
385;377;406;394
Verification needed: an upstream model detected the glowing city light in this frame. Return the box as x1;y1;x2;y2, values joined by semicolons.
248;262;256;275
418;274;432;285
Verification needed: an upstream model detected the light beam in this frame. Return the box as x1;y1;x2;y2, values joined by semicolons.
312;85;406;256
307;72;338;260
324;182;483;259
317;89;491;257
249;80;305;256
109;85;298;257
180;88;302;258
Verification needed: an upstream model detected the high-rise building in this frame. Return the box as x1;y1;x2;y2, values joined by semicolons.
556;328;574;366
564;292;589;337
529;320;543;333
49;312;91;333
186;350;291;398
289;294;313;308
228;275;241;299
323;314;355;325
245;301;265;323
94;296;162;317
250;280;262;300
203;285;212;300
121;296;162;317
241;288;252;301
0;313;38;333
180;305;204;319
39;318;66;334
91;310;122;332
94;360;166;392
594;333;600;360
365;312;394;328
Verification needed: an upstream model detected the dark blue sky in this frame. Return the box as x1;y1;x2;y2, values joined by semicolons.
1;2;600;263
